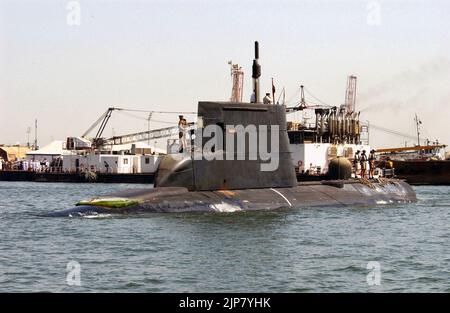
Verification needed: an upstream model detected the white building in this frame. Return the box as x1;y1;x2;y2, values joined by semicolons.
26;140;74;162
23;137;168;174
62;153;162;174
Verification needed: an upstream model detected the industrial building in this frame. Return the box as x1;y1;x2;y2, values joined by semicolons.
0;145;31;162
61;152;162;174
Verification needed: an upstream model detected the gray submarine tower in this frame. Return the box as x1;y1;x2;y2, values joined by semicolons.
155;41;297;191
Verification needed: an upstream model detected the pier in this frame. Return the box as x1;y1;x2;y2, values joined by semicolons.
0;170;154;184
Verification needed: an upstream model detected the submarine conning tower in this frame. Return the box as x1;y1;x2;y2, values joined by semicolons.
155;42;297;191
155;101;297;191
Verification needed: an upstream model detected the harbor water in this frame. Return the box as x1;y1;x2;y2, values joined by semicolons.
0;181;448;292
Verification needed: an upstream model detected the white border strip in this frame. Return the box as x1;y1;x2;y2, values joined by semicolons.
270;188;292;207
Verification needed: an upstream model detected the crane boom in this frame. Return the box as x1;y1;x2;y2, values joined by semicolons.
82;107;118;138
81;107;198;148
103;122;195;146
94;108;114;140
345;75;357;113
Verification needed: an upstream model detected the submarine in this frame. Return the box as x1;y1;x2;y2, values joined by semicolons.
46;42;416;217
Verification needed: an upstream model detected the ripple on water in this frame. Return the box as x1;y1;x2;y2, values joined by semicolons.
0;182;448;292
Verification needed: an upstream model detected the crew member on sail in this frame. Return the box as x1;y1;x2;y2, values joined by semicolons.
178;117;188;153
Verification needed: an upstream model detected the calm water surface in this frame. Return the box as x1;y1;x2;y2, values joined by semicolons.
0;181;448;292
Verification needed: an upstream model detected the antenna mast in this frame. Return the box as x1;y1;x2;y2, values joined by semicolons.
34;119;38;150
26;127;31;148
414;113;422;146
147;112;153;146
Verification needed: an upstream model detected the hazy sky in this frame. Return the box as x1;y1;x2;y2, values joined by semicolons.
1;0;449;148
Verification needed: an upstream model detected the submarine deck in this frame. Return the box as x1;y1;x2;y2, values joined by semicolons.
45;178;416;216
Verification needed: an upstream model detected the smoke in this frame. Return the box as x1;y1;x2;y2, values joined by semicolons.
357;57;450;147
359;56;450;113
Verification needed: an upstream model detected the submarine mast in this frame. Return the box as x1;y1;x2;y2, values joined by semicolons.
252;41;261;103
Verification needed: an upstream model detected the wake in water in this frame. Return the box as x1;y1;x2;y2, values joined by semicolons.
71;212;113;219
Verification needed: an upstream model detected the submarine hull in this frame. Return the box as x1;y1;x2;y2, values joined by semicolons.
45;179;416;217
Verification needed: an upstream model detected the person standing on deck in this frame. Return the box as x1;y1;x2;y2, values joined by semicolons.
178;118;188;153
178;115;184;153
263;92;273;104
353;150;360;177
104;161;110;173
369;149;376;179
250;90;256;103
360;150;368;179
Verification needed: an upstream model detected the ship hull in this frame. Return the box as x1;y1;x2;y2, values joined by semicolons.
45;179;416;217
393;160;450;185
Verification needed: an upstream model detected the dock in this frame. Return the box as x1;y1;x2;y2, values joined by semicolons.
0;171;155;184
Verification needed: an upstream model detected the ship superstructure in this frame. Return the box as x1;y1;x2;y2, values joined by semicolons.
284;79;370;177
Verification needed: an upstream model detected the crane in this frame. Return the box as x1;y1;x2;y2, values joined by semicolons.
345;75;357;114
229;61;244;102
285;85;325;113
81;107;118;145
81;107;196;148
103;122;195;146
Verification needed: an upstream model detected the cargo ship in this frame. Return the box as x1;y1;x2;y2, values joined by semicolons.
376;144;450;185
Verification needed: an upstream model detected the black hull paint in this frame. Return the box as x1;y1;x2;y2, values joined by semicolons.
45;179;416;217
392;160;450;185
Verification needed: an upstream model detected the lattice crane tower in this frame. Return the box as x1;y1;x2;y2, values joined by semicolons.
345;75;357;113
229;61;244;102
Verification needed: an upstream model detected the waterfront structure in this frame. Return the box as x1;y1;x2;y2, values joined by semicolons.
0;145;31;162
26;140;74;162
62;153;161;174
